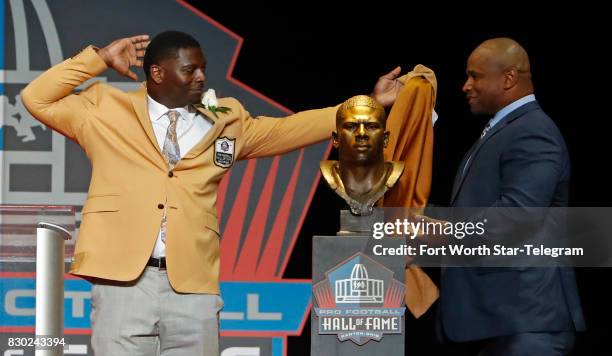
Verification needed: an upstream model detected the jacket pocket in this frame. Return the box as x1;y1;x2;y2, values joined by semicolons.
82;195;120;214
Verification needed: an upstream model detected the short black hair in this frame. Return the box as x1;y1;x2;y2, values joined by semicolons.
143;31;201;79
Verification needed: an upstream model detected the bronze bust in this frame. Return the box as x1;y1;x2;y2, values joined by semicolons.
320;95;404;215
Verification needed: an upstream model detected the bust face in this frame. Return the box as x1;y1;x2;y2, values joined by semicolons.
334;102;389;164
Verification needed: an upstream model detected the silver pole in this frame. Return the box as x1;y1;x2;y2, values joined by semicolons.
35;222;71;356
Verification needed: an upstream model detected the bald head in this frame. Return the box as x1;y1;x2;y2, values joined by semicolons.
476;38;531;76
463;38;534;115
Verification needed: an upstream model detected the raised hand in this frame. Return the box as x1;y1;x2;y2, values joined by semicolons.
372;66;403;108
97;35;150;81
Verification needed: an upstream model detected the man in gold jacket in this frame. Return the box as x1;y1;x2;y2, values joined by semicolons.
21;31;403;355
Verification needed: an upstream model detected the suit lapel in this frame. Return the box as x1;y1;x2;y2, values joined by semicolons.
182;106;227;160
450;140;480;201
129;85;161;153
450;101;541;205
128;84;168;170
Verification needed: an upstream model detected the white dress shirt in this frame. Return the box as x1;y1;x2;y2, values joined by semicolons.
147;95;212;258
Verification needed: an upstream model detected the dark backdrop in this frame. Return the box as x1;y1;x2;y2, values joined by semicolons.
187;2;610;355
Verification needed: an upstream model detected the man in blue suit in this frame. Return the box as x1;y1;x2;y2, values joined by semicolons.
440;38;585;355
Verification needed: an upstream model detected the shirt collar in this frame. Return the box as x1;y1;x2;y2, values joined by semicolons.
147;95;192;121
488;94;536;129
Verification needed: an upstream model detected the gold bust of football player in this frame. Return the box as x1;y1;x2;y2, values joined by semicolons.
320;95;404;215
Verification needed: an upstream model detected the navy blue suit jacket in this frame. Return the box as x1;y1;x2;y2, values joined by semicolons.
440;100;586;342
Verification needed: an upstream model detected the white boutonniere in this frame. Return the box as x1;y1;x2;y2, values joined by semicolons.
201;89;231;118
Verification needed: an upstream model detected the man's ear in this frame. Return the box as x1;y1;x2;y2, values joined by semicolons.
503;67;519;90
332;132;340;148
383;131;390;148
150;65;164;84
